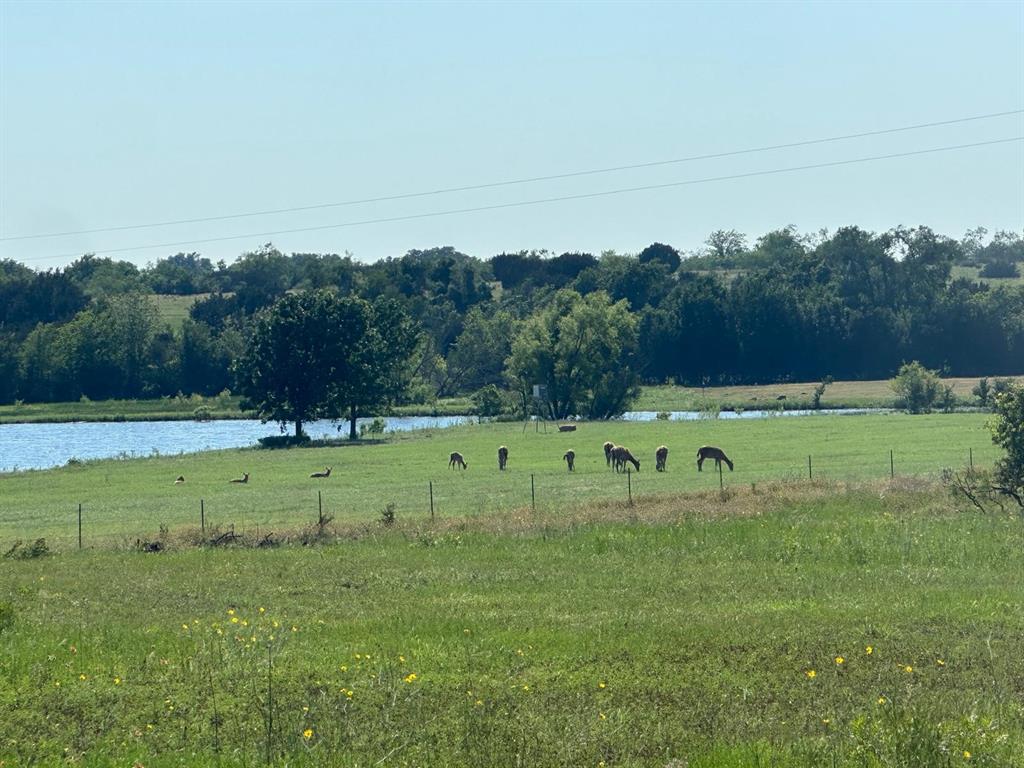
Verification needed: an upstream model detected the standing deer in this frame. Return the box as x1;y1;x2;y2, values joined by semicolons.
229;472;249;484
563;450;575;471
612;446;640;472
603;441;615;468
449;452;468;470
310;467;332;479
655;445;669;472
697;446;733;472
497;446;508;471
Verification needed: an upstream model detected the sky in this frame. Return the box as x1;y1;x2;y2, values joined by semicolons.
1;0;1022;270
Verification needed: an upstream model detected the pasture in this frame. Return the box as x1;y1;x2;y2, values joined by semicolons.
1;481;1022;766
0;412;999;547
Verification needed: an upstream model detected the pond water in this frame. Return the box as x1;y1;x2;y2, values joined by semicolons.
0;408;889;473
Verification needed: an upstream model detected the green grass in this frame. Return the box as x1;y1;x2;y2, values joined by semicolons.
1;482;1021;766
0;393;250;424
0;413;1000;547
152;293;206;329
951;264;1024;287
636;377;1021;411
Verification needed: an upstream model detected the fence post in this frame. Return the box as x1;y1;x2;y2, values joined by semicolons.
201;499;205;534
890;449;894;479
969;447;973;469
78;503;82;550
808;455;812;480
429;481;434;522
719;462;724;490
531;474;536;511
318;490;323;526
627;469;633;505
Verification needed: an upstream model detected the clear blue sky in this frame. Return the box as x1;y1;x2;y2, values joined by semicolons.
1;0;1021;269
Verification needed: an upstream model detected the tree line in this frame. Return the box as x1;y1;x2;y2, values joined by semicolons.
1;226;1022;418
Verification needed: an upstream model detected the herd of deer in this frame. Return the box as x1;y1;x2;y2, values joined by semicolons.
447;444;734;474
176;445;734;486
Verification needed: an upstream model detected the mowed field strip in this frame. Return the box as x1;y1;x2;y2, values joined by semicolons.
0;413;998;545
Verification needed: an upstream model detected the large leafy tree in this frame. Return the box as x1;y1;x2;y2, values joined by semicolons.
505;290;640;420
235;290;419;439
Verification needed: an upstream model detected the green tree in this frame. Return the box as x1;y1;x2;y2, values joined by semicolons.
235;291;419;440
235;290;362;438
891;361;942;414
990;384;1024;507
505;290;640;420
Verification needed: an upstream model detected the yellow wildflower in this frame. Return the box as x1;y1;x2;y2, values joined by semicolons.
303;728;313;740
475;699;483;707
806;669;816;679
404;673;417;684
866;645;873;655
114;677;122;685
835;656;844;665
963;751;971;760
227;609;234;616
598;681;607;689
79;674;87;681
904;665;913;674
936;659;946;666
877;696;887;705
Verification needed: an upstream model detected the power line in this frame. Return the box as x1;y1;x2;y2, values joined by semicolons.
1;108;1021;242
14;135;1021;264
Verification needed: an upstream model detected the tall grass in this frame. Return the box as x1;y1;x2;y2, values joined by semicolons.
0;482;1021;766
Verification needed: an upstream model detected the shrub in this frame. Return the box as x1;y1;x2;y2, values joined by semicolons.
973;377;991;408
471;385;508;417
257;434;311;449
980;260;1020;278
990;383;1024;507
359;417;386;437
891;361;941;414
656;411;671;421
811;376;833;410
380;503;396;527
193;405;213;421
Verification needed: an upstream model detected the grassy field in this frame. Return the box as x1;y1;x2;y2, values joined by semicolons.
152;293;206;329
635;377;1021;412
1;480;1021;766
0;413;999;547
950;264;1024;287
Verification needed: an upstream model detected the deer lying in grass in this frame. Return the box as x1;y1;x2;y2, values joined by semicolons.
310;467;332;479
603;441;615;468
449;452;468;470
697;446;733;472
563;450;575;471
655;445;669;472
173;475;185;484
229;472;249;484
497;446;508;471
612;446;640;472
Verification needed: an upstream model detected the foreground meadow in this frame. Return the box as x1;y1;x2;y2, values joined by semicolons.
1;481;1022;766
0;413;998;547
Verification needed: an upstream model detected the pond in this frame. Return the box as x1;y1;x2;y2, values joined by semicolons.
0;408;890;472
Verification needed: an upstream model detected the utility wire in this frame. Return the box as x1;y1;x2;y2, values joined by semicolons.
14;135;1021;263
1;108;1021;242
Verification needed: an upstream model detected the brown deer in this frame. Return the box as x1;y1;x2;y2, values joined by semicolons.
612;446;640;472
310;467;332;479
697;446;733;472
497;445;508;471
229;472;249;484
603;441;615;468
173;475;185;484
655;445;669;472
563;449;575;471
449;451;468;470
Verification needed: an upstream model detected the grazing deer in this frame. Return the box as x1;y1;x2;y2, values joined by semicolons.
310;467;332;479
229;472;250;484
612;446;640;473
603;441;615;468
563;449;575;471
497;446;508;471
449;452;468;470
173;475;185;484
655;445;669;472
558;424;576;432
697;446;733;472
